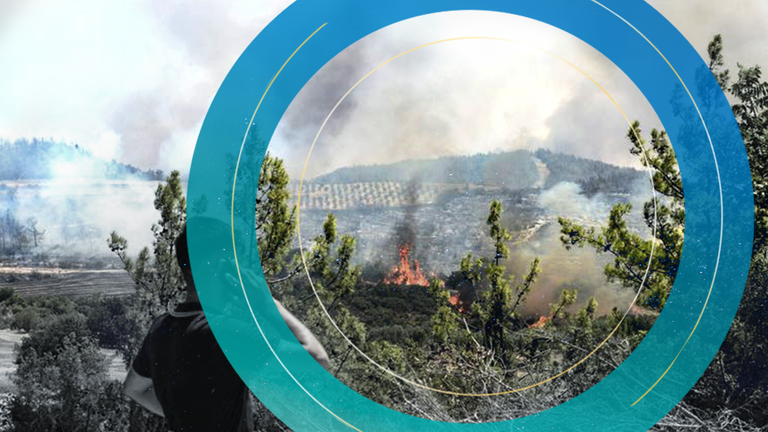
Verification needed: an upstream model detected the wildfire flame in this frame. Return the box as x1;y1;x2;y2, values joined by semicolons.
629;303;660;317
382;243;429;286
448;292;467;314
528;316;548;329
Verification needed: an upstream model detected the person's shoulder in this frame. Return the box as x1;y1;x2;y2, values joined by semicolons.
185;311;212;337
147;311;172;333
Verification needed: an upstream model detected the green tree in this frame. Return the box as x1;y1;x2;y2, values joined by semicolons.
556;34;768;426
683;34;768;422
462;200;541;365
108;170;187;365
558;122;683;311
304;213;365;375
0;287;14;303
223;128;299;281
576;296;599;329
9;307;42;332
711;39;768;257
550;288;578;321
109;170;186;317
429;278;460;344
81;295;143;360
255;153;298;278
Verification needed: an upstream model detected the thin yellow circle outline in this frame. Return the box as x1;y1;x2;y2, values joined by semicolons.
295;36;661;398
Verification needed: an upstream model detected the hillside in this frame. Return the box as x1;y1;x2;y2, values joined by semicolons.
0;138;164;181
312;149;541;188
533;149;644;194
311;149;644;195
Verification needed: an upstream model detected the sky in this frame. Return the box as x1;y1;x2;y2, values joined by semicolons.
1;0;767;179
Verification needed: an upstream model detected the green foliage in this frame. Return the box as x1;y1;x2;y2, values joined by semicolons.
8;296;80;333
710;40;768;256
314;149;541;188
487;199;511;265
223;129;298;279
256;152;298;277
576;297;599;329
308;213;361;309
106;170;187;374
680;35;768;425
344;284;435;344
441;200;543;365
302;213;366;375
552;34;768;427
367;340;407;375
550;288;578;320
24;295;78;316
559;122;683;311
429;279;460;344
534;148;645;191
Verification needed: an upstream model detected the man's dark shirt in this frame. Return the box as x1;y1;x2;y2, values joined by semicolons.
132;302;253;432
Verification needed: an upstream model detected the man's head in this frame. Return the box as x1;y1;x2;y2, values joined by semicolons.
175;217;242;297
175;223;194;293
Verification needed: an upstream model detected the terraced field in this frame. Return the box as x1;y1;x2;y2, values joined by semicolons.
0;268;135;299
288;182;471;210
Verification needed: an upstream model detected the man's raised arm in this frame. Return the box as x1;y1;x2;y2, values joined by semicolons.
274;299;331;370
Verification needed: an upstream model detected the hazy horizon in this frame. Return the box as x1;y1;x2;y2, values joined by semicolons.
1;1;766;178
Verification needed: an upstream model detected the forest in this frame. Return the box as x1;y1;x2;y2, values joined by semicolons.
0;139;164;182
312;147;644;195
0;34;765;431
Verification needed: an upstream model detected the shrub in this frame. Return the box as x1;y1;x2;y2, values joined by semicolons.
8;313;110;432
9;307;42;332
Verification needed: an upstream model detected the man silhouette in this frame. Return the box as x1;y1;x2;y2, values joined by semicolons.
123;221;330;431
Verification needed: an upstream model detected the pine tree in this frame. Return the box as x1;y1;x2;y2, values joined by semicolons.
109;170;187;323
686;34;768;415
558;121;682;311
462;199;541;366
429;278;460;344
304;212;365;376
223;127;299;280
556;33;768;423
255;152;298;278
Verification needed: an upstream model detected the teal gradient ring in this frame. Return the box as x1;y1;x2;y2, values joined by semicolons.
186;1;754;430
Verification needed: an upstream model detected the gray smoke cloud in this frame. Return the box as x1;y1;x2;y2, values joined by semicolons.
269;37;379;177
267;3;768;181
2;1;766;177
8;181;161;258
387;178;422;264
86;0;294;174
506;179;653;318
1;1;765;268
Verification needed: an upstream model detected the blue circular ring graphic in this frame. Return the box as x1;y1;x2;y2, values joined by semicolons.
186;1;754;431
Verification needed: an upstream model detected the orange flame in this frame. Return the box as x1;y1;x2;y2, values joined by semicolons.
449;292;467;313
528;316;548;329
382;244;429;286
